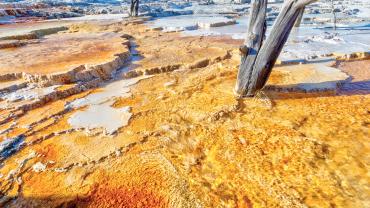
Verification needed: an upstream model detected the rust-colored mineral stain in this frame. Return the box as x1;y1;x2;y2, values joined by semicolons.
78;185;168;208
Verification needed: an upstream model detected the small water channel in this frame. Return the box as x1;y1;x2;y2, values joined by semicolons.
66;40;148;135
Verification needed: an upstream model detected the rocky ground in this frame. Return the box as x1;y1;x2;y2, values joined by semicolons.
0;17;369;208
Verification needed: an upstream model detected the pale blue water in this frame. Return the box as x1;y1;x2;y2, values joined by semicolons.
149;14;370;60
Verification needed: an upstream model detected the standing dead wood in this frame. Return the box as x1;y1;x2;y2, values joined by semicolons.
331;0;337;30
235;0;317;97
294;6;305;27
130;0;139;17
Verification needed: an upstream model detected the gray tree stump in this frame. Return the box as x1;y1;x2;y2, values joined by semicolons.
235;0;317;97
130;0;139;17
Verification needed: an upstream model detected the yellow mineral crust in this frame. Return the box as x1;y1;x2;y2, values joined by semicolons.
0;20;369;208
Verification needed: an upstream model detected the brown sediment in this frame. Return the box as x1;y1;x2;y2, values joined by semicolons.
335;59;370;95
336;59;370;82
0;40;26;49
0;32;129;75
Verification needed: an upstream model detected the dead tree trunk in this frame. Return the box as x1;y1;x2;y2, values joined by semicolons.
135;0;139;16
130;0;139;17
235;0;316;97
331;0;337;30
294;6;305;27
130;0;135;16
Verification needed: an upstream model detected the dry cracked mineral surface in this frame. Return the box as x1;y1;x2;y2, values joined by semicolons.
0;1;369;208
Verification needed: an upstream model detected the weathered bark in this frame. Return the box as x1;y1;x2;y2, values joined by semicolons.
294;6;305;27
135;0;139;16
235;0;316;97
130;0;139;17
235;0;267;96
130;0;134;16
